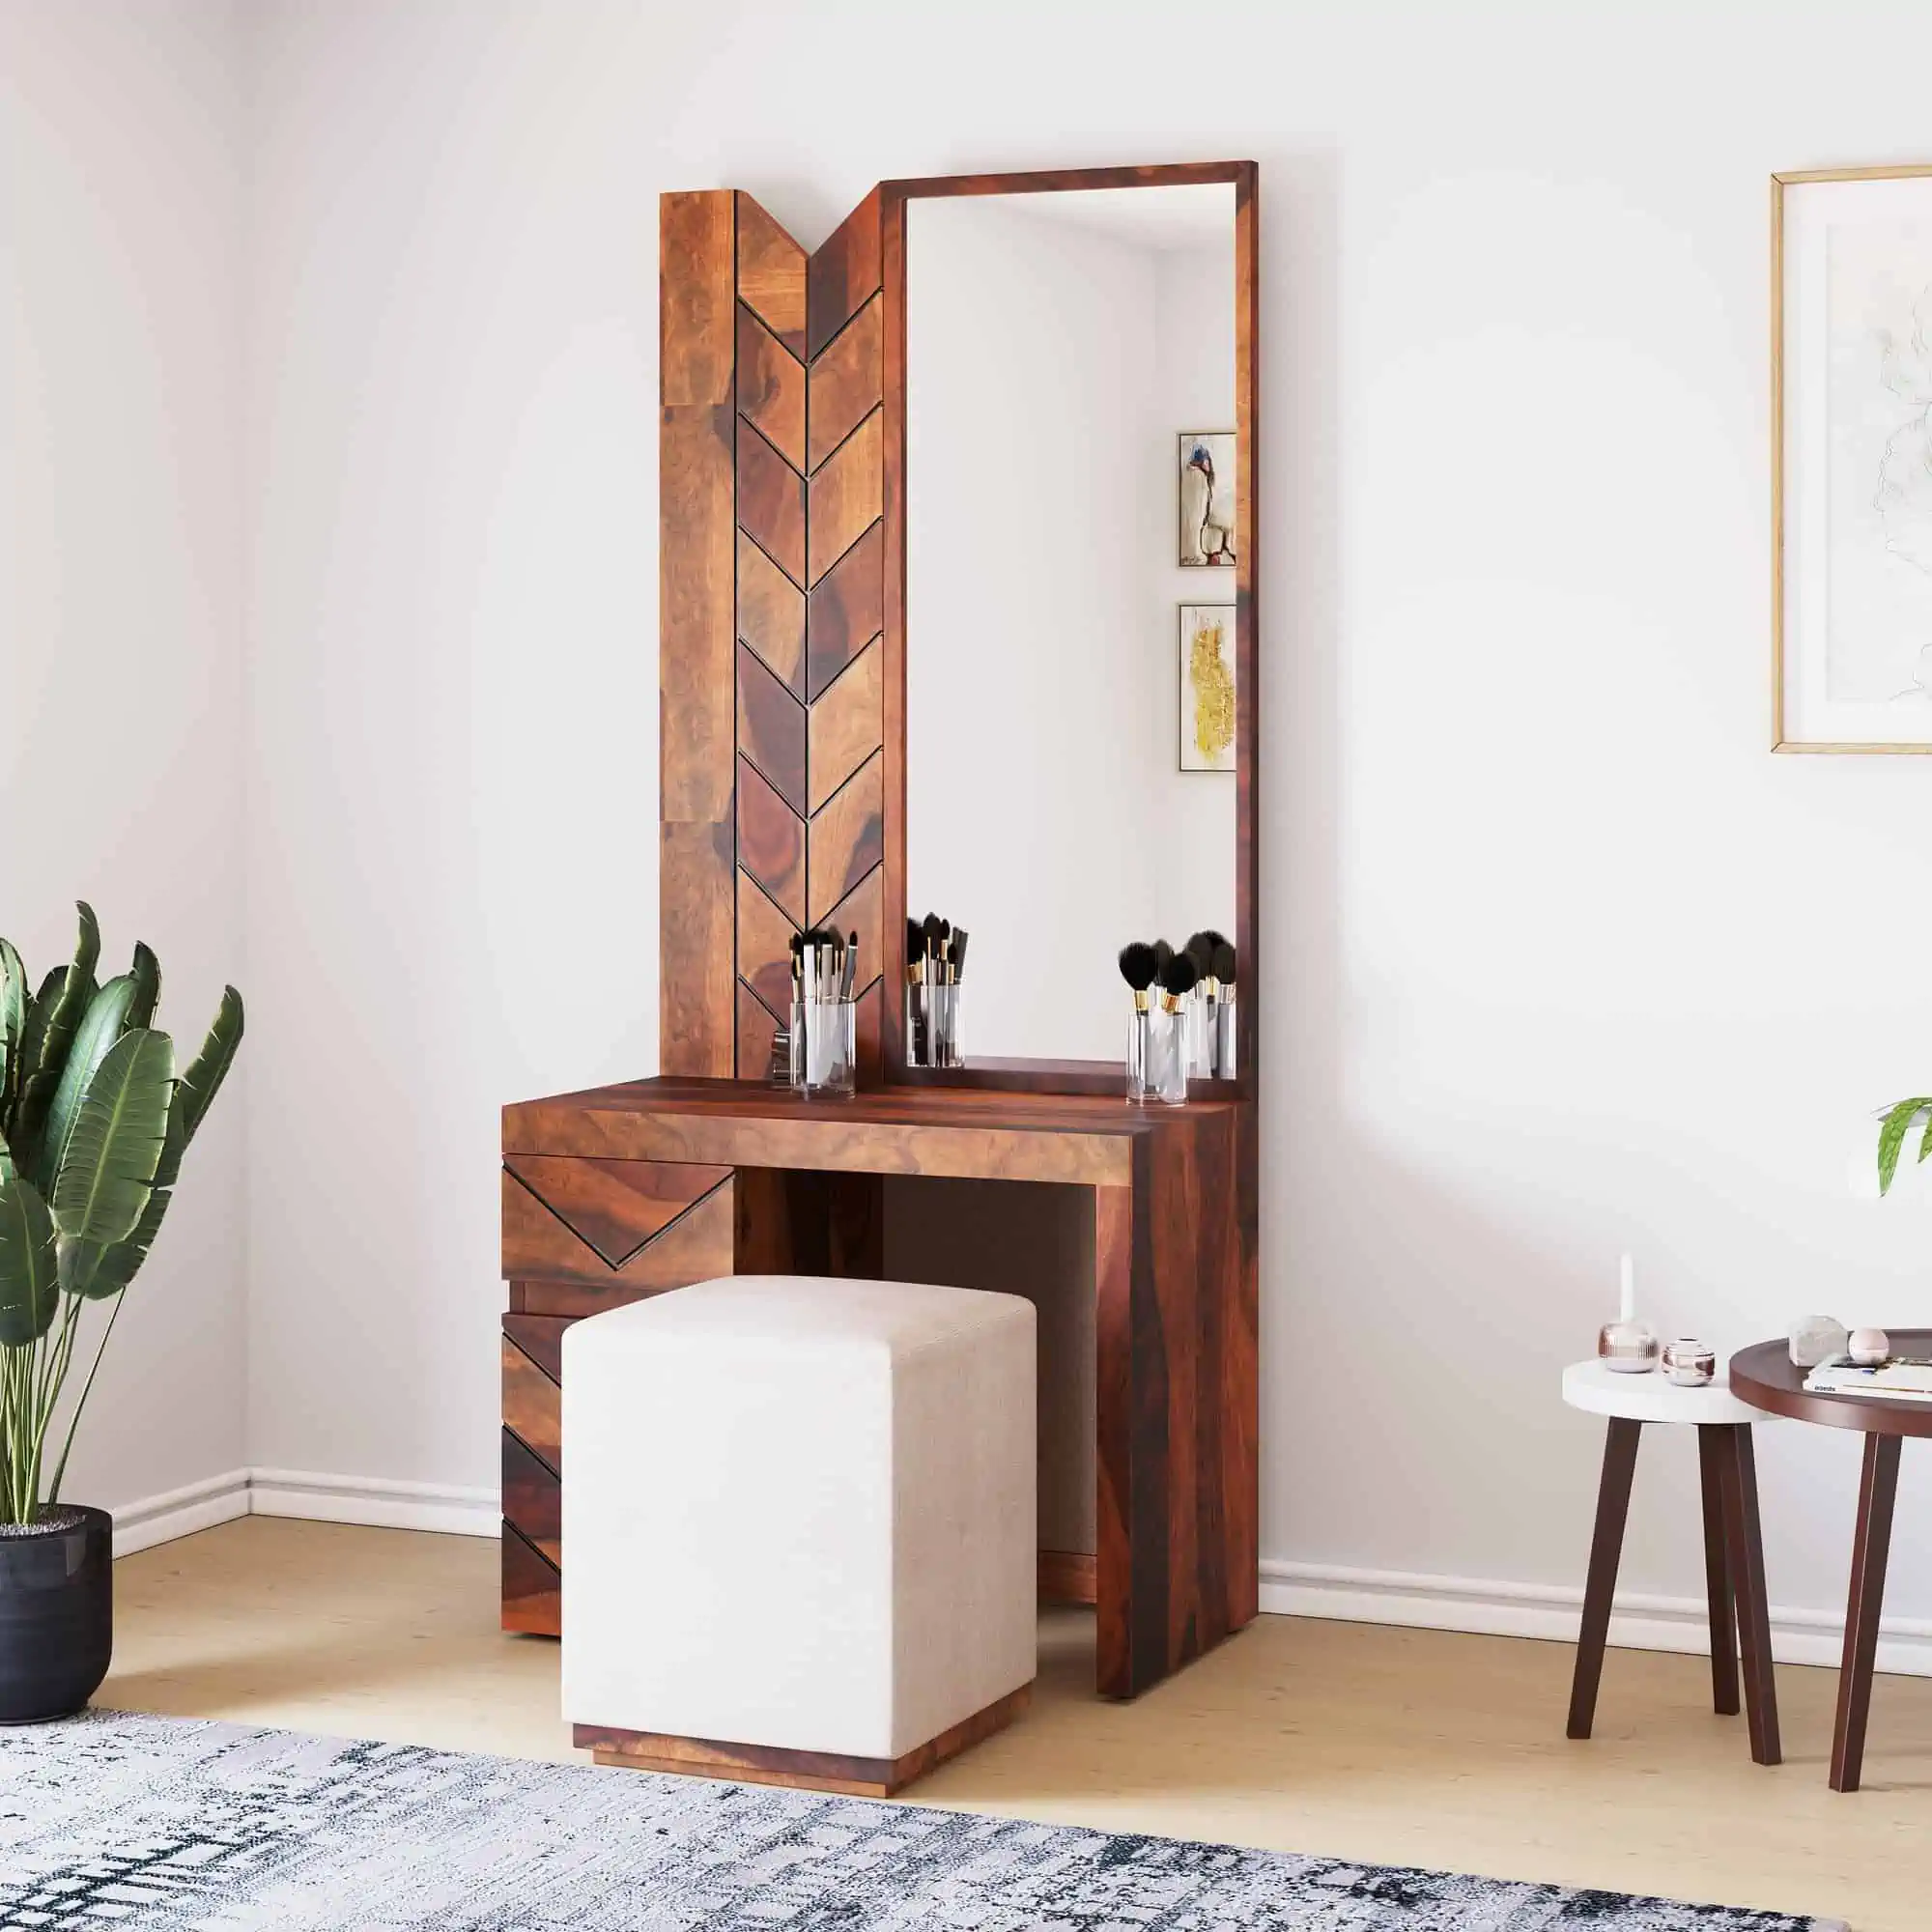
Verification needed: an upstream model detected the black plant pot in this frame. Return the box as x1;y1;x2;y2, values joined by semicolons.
0;1505;112;1723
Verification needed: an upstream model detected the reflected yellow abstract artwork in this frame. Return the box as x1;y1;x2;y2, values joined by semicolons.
1179;604;1236;772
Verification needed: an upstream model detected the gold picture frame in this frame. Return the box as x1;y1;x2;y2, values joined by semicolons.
1774;163;1932;753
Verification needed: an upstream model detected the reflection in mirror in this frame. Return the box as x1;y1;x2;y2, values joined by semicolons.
906;183;1237;1066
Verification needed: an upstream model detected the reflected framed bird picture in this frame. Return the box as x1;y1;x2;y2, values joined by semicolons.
1179;604;1236;772
1179;431;1236;567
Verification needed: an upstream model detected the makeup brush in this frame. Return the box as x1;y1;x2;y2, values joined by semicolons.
1151;938;1174;974
1210;940;1236;1078
1157;952;1198;1012
841;930;859;1000
948;926;969;981
1119;942;1158;1102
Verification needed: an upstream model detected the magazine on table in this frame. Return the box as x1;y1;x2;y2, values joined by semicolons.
1804;1355;1932;1401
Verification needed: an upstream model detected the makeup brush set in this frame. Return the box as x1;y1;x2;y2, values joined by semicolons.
1117;929;1236;1102
783;925;860;1096
905;913;968;1068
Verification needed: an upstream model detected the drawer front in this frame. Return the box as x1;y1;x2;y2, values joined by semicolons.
502;1428;559;1566
501;1155;731;1284
501;1323;563;1473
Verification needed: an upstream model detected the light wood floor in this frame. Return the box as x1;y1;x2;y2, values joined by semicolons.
106;1520;1920;1929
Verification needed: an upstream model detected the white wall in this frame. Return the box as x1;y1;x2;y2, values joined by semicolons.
238;0;1932;1661
0;1;246;1523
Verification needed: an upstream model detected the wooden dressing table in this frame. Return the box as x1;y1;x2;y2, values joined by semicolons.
502;161;1261;1700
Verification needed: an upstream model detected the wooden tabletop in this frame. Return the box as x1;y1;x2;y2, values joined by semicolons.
503;1077;1243;1186
1729;1331;1932;1437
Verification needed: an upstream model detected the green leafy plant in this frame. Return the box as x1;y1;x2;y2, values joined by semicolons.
1877;1096;1932;1197
0;905;241;1524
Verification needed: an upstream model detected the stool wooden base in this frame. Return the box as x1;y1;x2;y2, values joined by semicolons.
1566;1418;1780;1766
576;1683;1032;1799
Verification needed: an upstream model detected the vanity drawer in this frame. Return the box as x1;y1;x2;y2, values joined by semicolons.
501;1155;735;1295
501;1317;563;1472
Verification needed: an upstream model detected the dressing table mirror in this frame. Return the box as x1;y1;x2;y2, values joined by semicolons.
502;161;1259;1706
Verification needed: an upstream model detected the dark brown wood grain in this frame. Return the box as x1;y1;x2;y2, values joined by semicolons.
504;1175;736;1307
503;1427;560;1565
503;1311;569;1385
661;191;734;407
735;192;807;358
659;189;735;1086
737;867;800;1021
729;1166;885;1280
736;753;806;925
502;1334;561;1472
736;642;808;814
1833;1431;1900;1792
501;1519;560;1636
807;639;881;813
882;162;1250;200
1039;1548;1098;1605
1566;1417;1639;1741
1731;1332;1932;1435
1232;162;1259;1100
736;417;806;587
1714;1423;1780;1767
807;749;882;923
658;819;734;1079
807;187;881;360
808;295;882;471
503;1153;732;1266
736;302;805;471
818;861;882;999
736;979;781;1081
736;530;806;696
805;520;882;700
580;1683;1028;1798
806;411;880;586
1696;1423;1740;1719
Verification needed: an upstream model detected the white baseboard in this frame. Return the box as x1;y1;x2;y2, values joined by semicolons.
108;1467;500;1552
1260;1558;1932;1679
111;1469;252;1558
247;1468;500;1537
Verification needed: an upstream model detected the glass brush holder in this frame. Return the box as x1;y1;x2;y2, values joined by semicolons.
1146;1002;1189;1104
791;995;857;1098
904;979;962;1068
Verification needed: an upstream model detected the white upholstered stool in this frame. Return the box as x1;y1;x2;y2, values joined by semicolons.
1561;1359;1779;1764
562;1274;1037;1796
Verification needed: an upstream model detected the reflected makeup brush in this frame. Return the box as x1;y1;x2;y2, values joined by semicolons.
948;926;969;982
1210;939;1236;1078
1118;942;1158;1101
1151;938;1175;975
1154;952;1199;1102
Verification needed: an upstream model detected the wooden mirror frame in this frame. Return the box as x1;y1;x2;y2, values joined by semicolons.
878;162;1259;1099
657;162;1257;1102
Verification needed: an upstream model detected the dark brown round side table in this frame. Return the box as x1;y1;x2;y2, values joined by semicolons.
1730;1332;1932;1793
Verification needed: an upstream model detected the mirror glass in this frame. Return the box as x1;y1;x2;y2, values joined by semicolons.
906;182;1238;1065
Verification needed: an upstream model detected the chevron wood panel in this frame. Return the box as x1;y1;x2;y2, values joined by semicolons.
821;862;883;998
503;1311;569;1384
736;531;805;695
736;980;781;1081
806;521;882;701
508;1182;738;1318
808;639;882;813
809;751;884;925
501;1520;559;1635
503;1429;560;1565
737;866;799;1020
736;303;805;470
501;1163;733;1290
501;1334;561;1472
808;295;881;471
736;754;806;925
736;193;807;357
807;188;883;359
736;418;806;586
736;642;808;813
502;1153;731;1265
807;412;882;584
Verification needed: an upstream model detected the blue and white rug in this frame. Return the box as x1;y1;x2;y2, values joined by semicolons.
0;1713;1840;1929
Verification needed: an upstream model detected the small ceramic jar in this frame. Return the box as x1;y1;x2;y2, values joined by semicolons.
1662;1337;1716;1388
1848;1326;1890;1367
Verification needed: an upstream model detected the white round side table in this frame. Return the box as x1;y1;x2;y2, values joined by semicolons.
1560;1359;1779;1765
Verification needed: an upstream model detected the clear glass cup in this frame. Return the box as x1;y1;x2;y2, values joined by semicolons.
1150;1004;1189;1104
801;997;857;1098
1126;1007;1151;1102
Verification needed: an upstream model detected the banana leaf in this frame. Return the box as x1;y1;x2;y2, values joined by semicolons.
13;914;101;1167
62;1183;170;1300
126;943;160;1032
35;977;136;1197
0;1171;58;1346
0;941;25;1115
177;987;243;1146
49;1027;172;1251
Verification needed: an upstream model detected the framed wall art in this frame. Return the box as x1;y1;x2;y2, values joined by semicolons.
1776;165;1932;752
1179;431;1236;567
1179;603;1236;772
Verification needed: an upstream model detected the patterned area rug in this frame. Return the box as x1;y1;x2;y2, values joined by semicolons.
0;1713;1841;1929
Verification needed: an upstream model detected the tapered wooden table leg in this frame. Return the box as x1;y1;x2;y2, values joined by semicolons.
1696;1424;1740;1718
1714;1422;1780;1765
1568;1416;1640;1740
1832;1432;1901;1793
